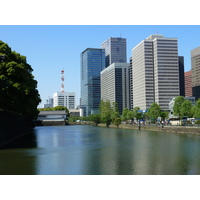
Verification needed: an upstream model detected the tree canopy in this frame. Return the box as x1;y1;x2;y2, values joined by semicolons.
194;99;200;118
173;96;185;118
38;106;69;114
0;40;41;119
147;103;161;122
99;100;113;127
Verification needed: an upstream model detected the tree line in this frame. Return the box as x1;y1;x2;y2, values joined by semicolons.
69;100;168;128
69;96;200;127
38;106;69;114
173;96;200;122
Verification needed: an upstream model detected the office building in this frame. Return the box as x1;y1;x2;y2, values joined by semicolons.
132;34;180;110
184;70;192;97
80;48;105;116
53;92;75;109
191;47;200;100
101;37;127;67
101;63;130;114
129;57;133;110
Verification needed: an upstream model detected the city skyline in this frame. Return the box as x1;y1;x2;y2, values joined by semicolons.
1;25;200;107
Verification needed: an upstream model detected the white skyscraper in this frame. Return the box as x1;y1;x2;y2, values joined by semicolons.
132;34;179;110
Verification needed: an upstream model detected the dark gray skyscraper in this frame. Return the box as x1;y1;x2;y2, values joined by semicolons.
80;48;105;116
101;37;127;67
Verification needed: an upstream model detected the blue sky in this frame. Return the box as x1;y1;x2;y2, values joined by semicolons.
0;25;200;107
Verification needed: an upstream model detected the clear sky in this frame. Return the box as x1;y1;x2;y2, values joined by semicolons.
1;25;200;107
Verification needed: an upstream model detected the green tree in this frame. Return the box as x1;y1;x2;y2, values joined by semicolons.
173;96;185;119
38;106;69;116
181;100;192;118
122;108;129;121
160;111;169;121
53;106;69;114
0;40;41;120
133;107;142;121
126;110;134;122
194;99;200;118
112;111;121;128
88;114;101;126
148;103;161;123
99;100;113;127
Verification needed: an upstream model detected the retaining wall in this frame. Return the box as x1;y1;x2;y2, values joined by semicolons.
0;111;32;148
98;124;200;136
35;120;66;126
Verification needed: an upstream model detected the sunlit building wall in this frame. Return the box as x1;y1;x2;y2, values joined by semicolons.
132;34;180;110
53;92;75;109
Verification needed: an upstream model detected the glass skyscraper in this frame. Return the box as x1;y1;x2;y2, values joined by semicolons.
101;37;127;67
80;48;105;116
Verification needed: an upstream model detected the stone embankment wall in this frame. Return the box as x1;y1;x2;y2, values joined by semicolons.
0;111;32;148
98;124;200;136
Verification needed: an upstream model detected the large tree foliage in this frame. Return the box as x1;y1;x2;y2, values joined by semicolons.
173;96;185;119
133;107;142;120
88;114;101;126
122;108;129;121
0;41;41;119
111;111;121;128
148;103;161;123
99;100;120;127
160;111;169;121
181;100;192;118
194;99;200;118
99;100;113;127
38;106;69;115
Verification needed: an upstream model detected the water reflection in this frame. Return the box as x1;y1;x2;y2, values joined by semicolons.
1;125;200;175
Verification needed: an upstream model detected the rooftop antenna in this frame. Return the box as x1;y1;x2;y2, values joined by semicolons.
156;31;159;34
120;33;122;37
61;69;65;92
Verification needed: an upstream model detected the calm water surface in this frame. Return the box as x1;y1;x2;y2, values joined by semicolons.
1;125;200;175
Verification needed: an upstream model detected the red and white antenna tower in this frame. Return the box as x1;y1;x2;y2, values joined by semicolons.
61;69;65;92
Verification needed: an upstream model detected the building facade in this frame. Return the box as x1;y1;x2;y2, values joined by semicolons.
101;63;130;114
101;37;127;67
132;34;180;110
191;47;200;100
129;57;133;110
132;36;155;110
53;92;75;109
184;70;192;97
80;48;105;116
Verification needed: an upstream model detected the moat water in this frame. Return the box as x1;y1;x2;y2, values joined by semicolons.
1;125;200;175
